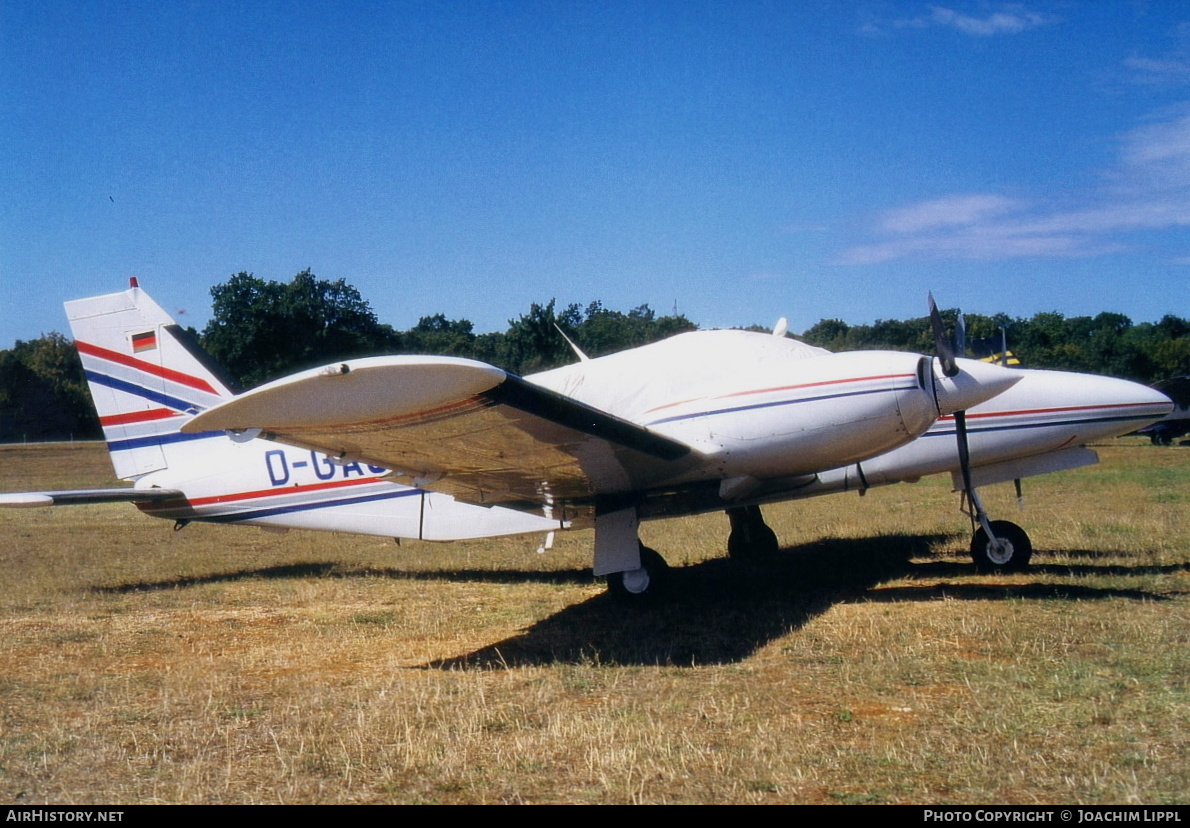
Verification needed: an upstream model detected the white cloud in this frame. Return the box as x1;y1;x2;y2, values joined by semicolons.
878;194;1021;233
866;5;1055;37
1124;56;1190;85
928;6;1052;36
837;106;1190;266
1123;23;1190;86
838;224;1122;265
1117;109;1190;188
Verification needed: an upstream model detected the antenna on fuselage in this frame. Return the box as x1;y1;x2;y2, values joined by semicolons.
771;317;789;338
554;323;590;362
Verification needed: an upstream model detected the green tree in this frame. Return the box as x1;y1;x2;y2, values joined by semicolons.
568;301;695;361
797;307;1188;385
499;299;697;374
503;300;570;375
0;333;98;442
401;314;477;357
201;271;400;387
802;319;851;351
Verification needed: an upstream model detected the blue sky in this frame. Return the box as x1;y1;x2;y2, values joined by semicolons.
3;1;1189;349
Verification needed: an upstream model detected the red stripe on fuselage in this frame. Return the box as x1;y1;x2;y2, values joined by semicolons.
75;340;219;395
138;476;387;512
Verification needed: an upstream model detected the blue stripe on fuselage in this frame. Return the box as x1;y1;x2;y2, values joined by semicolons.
197;486;421;523
643;383;917;427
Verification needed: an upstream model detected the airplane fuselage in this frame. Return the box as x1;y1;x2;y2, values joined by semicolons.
2;284;1173;581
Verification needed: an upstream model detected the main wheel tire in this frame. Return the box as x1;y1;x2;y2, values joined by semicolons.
606;545;670;601
970;520;1033;572
726;506;780;560
727;523;779;560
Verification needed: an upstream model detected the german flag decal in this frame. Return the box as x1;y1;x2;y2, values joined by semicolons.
131;330;158;353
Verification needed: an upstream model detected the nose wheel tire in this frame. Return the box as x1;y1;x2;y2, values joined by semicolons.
606;545;670;601
970;520;1033;572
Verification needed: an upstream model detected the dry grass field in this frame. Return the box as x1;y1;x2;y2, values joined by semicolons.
0;439;1185;804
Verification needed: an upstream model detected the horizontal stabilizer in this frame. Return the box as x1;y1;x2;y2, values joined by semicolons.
0;488;185;508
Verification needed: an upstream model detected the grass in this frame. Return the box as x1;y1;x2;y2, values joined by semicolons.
0;439;1185;804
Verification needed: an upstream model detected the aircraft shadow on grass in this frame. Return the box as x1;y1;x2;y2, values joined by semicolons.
425;535;1183;669
93;531;1182;669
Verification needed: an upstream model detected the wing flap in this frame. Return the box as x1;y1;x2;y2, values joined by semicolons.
183;356;697;504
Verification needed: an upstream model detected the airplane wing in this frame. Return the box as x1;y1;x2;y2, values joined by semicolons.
183;356;700;507
0;488;186;508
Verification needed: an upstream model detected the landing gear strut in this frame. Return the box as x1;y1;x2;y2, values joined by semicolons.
726;505;780;560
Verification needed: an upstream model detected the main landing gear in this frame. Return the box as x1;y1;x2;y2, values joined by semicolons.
598;503;784;602
605;544;670;600
596;506;673;602
725;505;779;560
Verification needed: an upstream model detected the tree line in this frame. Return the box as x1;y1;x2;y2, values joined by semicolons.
201;271;697;388
2;270;1187;442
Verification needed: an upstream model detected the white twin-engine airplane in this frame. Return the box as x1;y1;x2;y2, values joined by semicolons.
0;282;1173;599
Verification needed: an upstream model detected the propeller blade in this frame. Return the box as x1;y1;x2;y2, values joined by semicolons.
928;293;960;378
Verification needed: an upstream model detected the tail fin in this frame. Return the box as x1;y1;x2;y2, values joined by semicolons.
66;280;234;480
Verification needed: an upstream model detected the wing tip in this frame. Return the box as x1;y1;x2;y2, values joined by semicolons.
0;493;55;508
